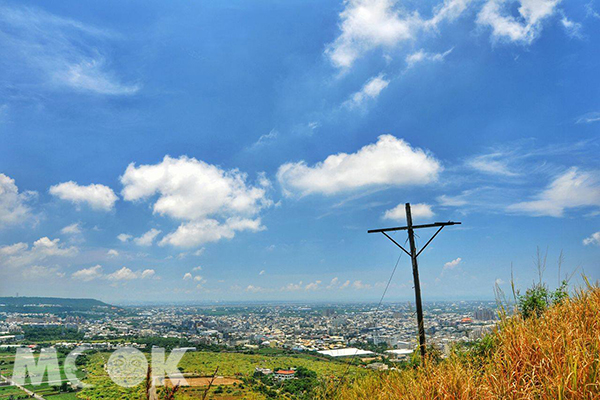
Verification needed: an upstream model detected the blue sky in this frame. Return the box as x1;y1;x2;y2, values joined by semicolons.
0;0;599;304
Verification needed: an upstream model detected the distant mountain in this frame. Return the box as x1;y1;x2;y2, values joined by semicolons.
0;296;117;313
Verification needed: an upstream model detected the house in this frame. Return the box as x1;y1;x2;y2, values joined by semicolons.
274;369;296;380
254;367;273;375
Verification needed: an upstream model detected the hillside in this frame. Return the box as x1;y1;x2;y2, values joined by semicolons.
322;285;600;400
0;296;115;313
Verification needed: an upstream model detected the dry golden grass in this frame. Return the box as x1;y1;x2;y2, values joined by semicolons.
321;285;600;400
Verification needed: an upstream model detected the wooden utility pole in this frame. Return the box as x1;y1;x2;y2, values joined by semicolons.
368;203;461;360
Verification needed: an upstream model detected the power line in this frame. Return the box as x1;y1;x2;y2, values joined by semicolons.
331;240;406;396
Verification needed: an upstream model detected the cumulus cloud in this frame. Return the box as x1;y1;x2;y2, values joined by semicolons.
477;0;561;44
444;257;462;269
106;267;156;281
508;168;600;217
107;249;119;257
352;280;372;290
61;223;82;235
50;181;118;211
383;203;434;221
246;285;268;293
277;135;441;196
121;156;272;247
183;273;193;280
134;228;161;246
583;231;600;246
1;237;78;270
325;0;470;69
106;267;139;281
73;265;155;282
305;280;322;291
141;269;155;279
117;233;132;242
159;218;264;247
344;74;390;109
0;173;35;227
72;265;103;281
0;242;28;256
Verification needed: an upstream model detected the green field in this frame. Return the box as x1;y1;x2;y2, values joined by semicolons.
2;348;368;399
76;350;367;400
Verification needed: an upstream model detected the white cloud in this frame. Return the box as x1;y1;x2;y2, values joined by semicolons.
560;15;582;38
352;280;372;290
0;173;35;227
477;0;561;44
134;228;161;246
405;48;453;68
0;5;140;95
193;275;204;282
107;249;119;257
495;278;505;285
281;282;304;291
0;242;28;256
467;152;519;176
444;257;462;269
73;265;155;281
383;203;434;222
246;285;268;293
106;267;138;281
327;277;340;289
193;266;202;271
325;0;470;69
50;181;118;211
259;269;266;275
587;2;600;19
583;231;600;246
278;135;441;196
508;168;600;217
72;265;103;282
2;237;79;269
56;59;140;95
117;233;132;242
23;265;65;280
576;111;600;124
193;248;205;256
305;280;322;291
121;156;272;247
61;223;82;235
251;129;278;149
183;273;193;280
159;217;264;248
344;74;390;109
141;269;156;279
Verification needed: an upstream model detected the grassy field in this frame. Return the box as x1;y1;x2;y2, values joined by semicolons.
75;349;366;400
321;285;600;400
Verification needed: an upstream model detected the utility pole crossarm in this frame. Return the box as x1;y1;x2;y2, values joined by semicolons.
367;221;461;234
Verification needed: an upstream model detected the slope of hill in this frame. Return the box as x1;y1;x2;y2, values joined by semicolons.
322;285;600;399
0;296;115;313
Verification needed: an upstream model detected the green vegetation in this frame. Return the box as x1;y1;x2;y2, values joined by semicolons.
22;326;85;342
0;297;115;313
